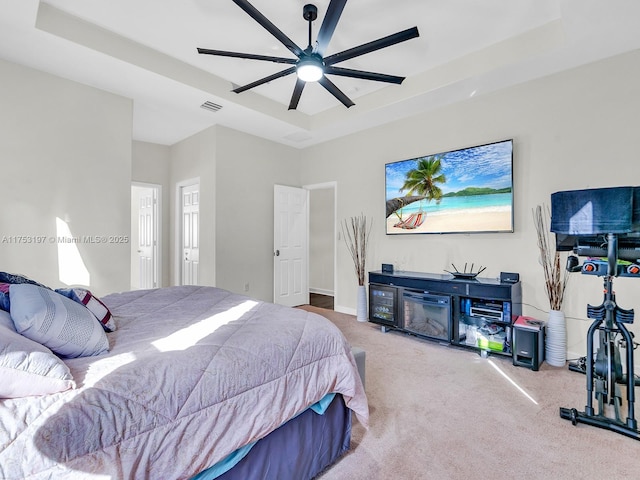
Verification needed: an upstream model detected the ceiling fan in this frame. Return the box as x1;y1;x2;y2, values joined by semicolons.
197;0;419;110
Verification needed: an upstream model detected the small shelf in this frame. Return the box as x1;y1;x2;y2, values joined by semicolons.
456;296;513;355
457;314;511;354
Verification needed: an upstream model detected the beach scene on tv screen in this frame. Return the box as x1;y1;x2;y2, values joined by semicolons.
385;140;513;234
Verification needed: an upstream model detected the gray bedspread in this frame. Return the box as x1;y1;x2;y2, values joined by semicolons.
0;285;368;479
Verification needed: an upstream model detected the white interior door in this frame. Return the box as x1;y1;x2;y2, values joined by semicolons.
181;183;199;285
137;187;156;289
131;184;160;290
274;185;308;307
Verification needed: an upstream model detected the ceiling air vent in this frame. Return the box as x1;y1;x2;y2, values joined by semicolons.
200;101;223;113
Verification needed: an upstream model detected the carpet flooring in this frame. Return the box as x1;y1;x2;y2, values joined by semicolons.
301;306;640;480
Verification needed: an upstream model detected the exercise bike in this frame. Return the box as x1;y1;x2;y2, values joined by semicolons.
551;187;640;440
559;234;640;439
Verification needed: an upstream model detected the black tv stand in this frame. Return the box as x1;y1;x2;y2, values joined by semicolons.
368;270;522;357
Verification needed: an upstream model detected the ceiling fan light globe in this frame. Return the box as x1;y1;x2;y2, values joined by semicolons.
296;57;324;82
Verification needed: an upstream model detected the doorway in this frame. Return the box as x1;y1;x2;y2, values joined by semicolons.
131;183;161;290
305;182;337;310
177;179;200;286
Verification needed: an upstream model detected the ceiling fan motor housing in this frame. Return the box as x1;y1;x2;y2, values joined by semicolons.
303;4;318;22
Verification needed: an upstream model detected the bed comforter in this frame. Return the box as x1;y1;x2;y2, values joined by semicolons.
0;285;368;479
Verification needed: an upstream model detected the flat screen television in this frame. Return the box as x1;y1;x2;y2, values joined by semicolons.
385;139;514;235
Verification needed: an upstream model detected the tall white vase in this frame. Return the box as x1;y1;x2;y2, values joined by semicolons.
545;309;566;367
356;285;368;322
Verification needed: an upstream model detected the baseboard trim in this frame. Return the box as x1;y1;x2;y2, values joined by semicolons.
309;288;334;297
335;305;356;316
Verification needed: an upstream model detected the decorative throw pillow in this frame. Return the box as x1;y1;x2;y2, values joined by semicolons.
9;284;109;358
0;310;76;398
56;288;116;332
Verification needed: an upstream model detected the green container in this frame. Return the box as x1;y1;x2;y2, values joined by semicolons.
477;333;505;352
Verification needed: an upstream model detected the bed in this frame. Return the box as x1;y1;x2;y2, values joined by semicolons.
0;284;368;479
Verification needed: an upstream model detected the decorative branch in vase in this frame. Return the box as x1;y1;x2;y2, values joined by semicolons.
342;214;373;321
533;204;570;366
533;204;569;311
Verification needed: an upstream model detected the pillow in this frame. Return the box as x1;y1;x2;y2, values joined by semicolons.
0;274;49;312
56;288;116;332
10;284;109;358
0;310;76;398
0;283;9;312
0;271;49;288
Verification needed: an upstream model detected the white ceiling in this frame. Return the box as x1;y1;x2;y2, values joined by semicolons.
1;0;640;149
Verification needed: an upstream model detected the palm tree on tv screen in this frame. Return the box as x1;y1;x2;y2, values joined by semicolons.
400;155;447;203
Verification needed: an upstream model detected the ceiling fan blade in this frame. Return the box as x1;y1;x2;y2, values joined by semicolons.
313;0;347;56
324;26;419;66
197;48;297;64
324;66;405;84
288;79;306;110
232;0;304;57
318;76;355;108
233;66;296;94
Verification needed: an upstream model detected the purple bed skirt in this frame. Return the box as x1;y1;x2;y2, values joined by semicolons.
214;394;351;480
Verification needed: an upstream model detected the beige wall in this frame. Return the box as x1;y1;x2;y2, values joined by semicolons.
168;127;217;287
301;48;640;362
0;59;132;296
214;126;302;301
